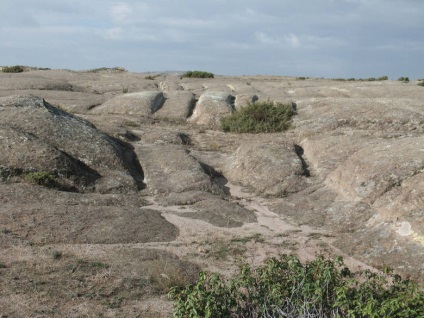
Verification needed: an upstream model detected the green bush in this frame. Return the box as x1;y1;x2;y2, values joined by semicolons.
220;101;295;133
398;77;410;83
169;254;424;318
2;65;25;73
25;171;56;187
181;71;214;78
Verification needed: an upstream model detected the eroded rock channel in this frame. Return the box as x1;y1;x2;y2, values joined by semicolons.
0;69;423;317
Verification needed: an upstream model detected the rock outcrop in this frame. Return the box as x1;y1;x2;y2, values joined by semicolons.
188;91;235;126
135;144;213;195
0;95;143;193
91;91;165;116
224;141;310;197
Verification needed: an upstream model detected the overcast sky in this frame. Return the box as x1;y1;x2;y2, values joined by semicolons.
1;0;423;78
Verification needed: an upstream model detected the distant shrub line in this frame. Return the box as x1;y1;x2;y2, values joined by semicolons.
2;65;25;73
332;76;388;82
181;71;214;78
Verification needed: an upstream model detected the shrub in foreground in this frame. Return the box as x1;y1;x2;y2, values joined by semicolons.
169;254;424;318
181;71;214;78
221;101;295;133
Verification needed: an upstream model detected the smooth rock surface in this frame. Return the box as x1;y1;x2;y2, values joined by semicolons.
188;90;235;126
91;91;165;116
223;140;310;197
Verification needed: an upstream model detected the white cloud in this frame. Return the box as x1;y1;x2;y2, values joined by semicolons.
157;17;212;28
284;34;300;48
110;3;133;23
105;27;124;40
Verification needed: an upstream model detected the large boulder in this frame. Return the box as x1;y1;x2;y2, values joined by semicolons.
0;95;142;193
90;91;165;116
0;125;100;191
135;144;213;195
188;91;235;126
153;91;195;121
234;94;258;110
223;141;309;197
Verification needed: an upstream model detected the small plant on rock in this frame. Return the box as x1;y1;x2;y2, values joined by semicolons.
398;76;410;83
25;171;56;187
220;100;295;133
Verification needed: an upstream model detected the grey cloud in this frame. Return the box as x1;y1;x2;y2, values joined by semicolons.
0;0;423;78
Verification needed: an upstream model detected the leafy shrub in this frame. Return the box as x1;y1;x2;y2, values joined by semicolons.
418;79;424;87
220;101;295;133
181;71;214;78
25;171;56;187
169;254;424;318
398;77;410;83
2;65;25;73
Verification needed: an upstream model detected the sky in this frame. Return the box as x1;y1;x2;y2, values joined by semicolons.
1;0;423;79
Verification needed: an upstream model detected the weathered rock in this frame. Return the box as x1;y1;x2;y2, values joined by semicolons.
334;223;424;283
0;183;149;207
373;172;424;223
234;94;258;110
158;190;218;206
188;91;235;126
0;204;178;244
294;97;424;134
91;91;165;116
223;141;309;197
300;133;374;178
135;144;213;194
183;198;257;227
326;136;424;204
153;91;195;121
159;75;184;91
0;125;100;191
0;95;143;193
